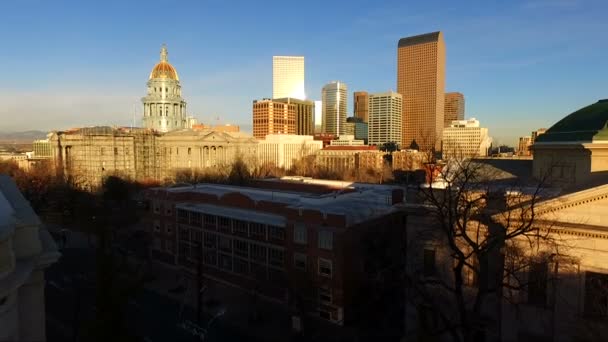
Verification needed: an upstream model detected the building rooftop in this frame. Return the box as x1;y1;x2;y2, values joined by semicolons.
535;99;608;143
398;31;442;48
322;145;377;151
155;177;403;226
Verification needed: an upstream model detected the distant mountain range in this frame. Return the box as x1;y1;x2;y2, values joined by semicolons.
0;130;48;143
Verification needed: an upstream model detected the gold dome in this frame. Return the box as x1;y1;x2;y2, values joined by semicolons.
149;44;179;81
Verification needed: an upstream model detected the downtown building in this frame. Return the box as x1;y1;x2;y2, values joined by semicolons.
257;134;322;170
274;98;315;136
444;92;465;126
441;118;492;160
252;99;296;140
368;91;403;147
353;91;369;123
397;32;445;151
273;56;305;100
143;177;405;325
322;81;348;136
344;117;368;144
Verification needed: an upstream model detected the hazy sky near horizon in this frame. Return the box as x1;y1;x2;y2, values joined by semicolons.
1;0;607;145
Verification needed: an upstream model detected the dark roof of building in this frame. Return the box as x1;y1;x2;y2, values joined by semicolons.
535;99;608;143
398;31;442;48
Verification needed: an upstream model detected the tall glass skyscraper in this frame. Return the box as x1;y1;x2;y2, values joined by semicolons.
322;81;348;135
272;56;305;100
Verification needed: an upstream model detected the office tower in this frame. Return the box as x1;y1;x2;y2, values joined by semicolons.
346;117;369;144
444;92;465;126
142;44;189;132
314;100;322;133
274;98;314;135
273;56;305;100
442;118;492;159
252;99;296;139
353;91;369;122
368;91;403;146
322;81;348;135
397;31;445;151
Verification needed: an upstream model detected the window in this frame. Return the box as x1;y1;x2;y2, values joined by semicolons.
188;147;191;155
153;202;160;214
268;226;285;241
250;223;266;239
234;258;249;274
294;253;307;271
234;220;248;235
203;233;217;249
234;240;248;258
318;230;333;250
153;237;161;250
584;271;608;317
528;262;548;307
294;224;307;245
219;236;232;253
423;249;436;276
204;214;216;229
219;254;232;271
191;212;202;226
114;147;118;155
319;287;332;304
192;230;202;243
154;221;161;233
166;241;173;254
204;251;217;266
165;223;173;235
177;209;188;223
178;226;190;241
318;258;332;278
250;244;267;263
218;216;231;233
269;248;284;268
166;205;173;216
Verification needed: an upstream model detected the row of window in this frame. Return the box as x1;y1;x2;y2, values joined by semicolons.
294;224;334;250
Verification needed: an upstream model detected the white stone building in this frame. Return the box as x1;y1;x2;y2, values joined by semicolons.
0;175;60;341
257;134;322;170
442;118;492;159
368;91;402;146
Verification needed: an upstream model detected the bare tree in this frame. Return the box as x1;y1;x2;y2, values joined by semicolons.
404;157;564;342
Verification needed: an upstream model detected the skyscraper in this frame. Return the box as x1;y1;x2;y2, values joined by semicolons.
397;31;445;151
322;81;348;135
274;98;314;135
368;91;403;146
273;56;305;100
442;118;492;159
444;92;465;126
353;91;369;122
142;44;189;132
252;99;296;139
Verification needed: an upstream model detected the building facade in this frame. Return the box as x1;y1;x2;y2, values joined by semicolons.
345;117;368;144
315;146;378;172
48;127;258;187
442;118;492;160
274;98;314;136
273;56;305;100
368;91;403;147
0;175;60;342
252;99;296;140
353;91;369;123
397;32;445;151
517;136;532;157
322;82;348;136
533;100;608;187
329;135;365;146
143;178;405;325
257;134;322;170
142;45;190;132
444;92;465;126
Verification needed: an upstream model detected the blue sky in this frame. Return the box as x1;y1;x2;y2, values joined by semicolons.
1;0;607;145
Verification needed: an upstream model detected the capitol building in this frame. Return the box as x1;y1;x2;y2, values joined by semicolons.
45;45;259;187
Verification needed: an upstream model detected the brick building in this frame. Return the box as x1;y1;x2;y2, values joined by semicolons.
143;177;405;325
